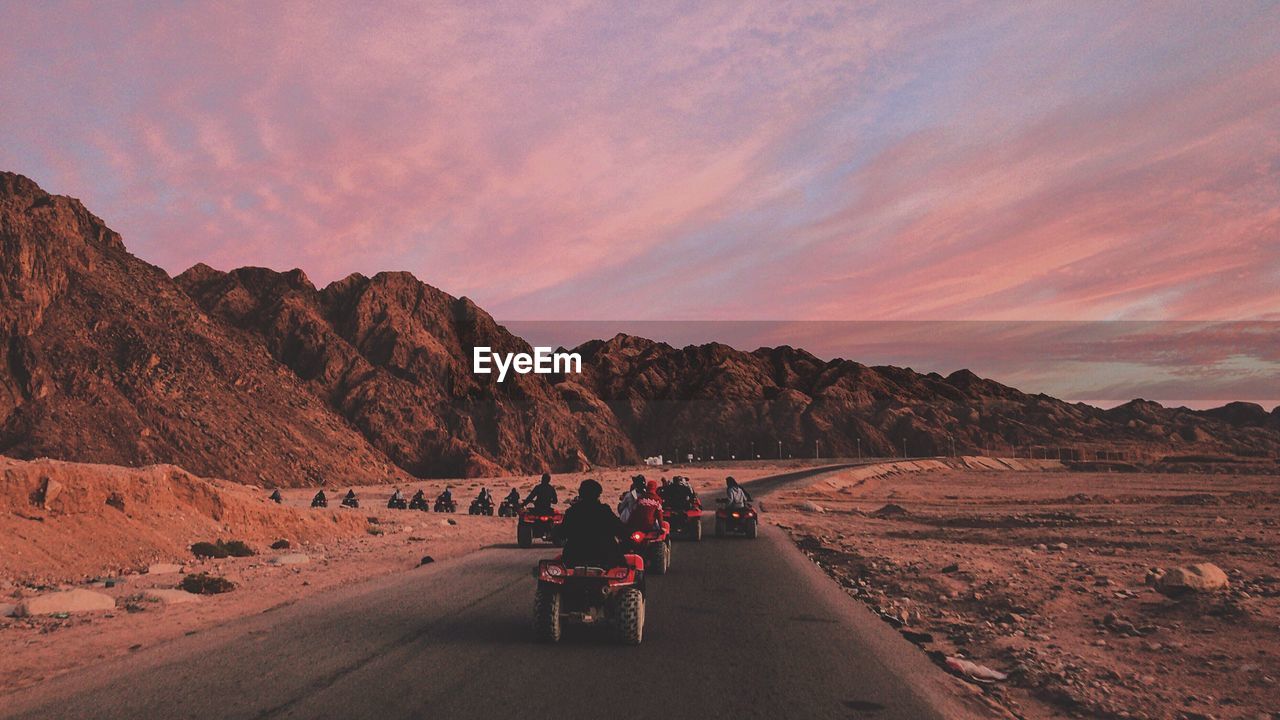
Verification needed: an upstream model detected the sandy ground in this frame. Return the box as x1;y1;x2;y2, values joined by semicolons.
770;461;1280;720
0;462;782;697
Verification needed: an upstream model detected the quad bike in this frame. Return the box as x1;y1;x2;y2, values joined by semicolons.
310;493;328;508
517;506;563;548
714;499;758;539
533;553;646;645
469;498;495;516
387;496;408;510
340;495;360;509
434;497;457;513
408;493;429;511
662;497;704;541
498;499;520;517
624;521;672;575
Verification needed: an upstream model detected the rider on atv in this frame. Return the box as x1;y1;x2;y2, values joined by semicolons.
523;473;558;512
664;476;697;512
625;480;664;533
470;487;494;515
341;489;359;508
617;474;647;522
435;487;456;512
555;479;626;567
387;487;407;509
310;490;327;508
408;489;429;511
725;476;752;508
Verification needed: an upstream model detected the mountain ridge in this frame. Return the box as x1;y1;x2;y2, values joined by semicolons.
2;172;1276;484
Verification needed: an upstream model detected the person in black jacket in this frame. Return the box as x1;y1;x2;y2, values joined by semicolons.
556;479;625;568
523;473;559;512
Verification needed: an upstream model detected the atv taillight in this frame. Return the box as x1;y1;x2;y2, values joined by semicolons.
545;564;564;577
606;567;630;579
731;512;741;518
630;531;645;543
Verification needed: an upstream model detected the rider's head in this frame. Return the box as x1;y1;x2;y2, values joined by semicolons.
645;480;659;495
578;479;603;501
631;474;646;490
726;476;738;487
540;472;551;484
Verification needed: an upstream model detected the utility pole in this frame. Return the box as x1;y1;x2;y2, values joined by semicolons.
902;437;907;459
777;440;782;459
814;440;819;459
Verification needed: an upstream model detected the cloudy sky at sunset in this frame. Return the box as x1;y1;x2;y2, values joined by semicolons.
2;1;1277;404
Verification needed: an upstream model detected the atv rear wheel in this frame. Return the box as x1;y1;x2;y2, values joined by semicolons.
714;517;725;538
517;523;533;548
651;540;671;575
613;587;644;645
533;583;561;642
745;518;758;539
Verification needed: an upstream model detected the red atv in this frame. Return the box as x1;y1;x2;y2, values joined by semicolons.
533;553;646;645
714;500;758;539
624;521;672;575
662;497;704;541
517;506;563;548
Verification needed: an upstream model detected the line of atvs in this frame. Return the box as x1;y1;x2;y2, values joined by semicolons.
528;476;758;646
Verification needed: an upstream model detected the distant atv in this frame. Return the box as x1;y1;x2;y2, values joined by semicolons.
662;497;704;541
625;521;672;575
387;496;408;510
434;497;458;513
714;499;758;539
533;553;646;645
517;506;563;548
469;497;495;516
498;498;520;517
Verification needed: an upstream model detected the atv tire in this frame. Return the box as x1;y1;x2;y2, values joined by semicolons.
613;587;644;645
714;518;725;538
517;523;533;548
746;518;758;539
533;583;561;643
651;541;671;575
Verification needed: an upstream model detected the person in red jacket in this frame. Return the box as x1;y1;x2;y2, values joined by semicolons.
625;479;664;532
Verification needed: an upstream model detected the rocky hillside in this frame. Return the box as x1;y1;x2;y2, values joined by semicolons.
1;172;1275;483
0;172;405;486
572;335;1280;461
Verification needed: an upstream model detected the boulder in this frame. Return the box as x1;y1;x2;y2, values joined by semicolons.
147;563;183;575
799;501;825;513
39;478;64;509
871;503;908;518
270;553;309;566
0;603;17;617
1158;563;1228;595
19;588;116;616
144;589;201;605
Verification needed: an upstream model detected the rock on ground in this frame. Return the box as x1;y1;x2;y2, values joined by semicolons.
19;589;116;616
146;563;183;575
270;553;310;566
1158;562;1229;594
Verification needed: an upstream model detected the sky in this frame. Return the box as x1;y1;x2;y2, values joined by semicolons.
1;1;1277;406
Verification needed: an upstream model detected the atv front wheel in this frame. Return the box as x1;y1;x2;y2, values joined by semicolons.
533;583;561;643
745;518;758;539
613;587;644;645
517;524;533;548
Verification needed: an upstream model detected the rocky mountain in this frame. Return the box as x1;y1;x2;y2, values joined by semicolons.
1;172;1275;484
0;172;405;487
571;335;1280;461
175;264;635;478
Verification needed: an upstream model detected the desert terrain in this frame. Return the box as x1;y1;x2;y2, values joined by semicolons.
771;459;1280;719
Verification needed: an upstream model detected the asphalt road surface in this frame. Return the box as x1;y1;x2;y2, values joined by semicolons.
4;465;983;719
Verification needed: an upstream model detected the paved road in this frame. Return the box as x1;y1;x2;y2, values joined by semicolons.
4;465;982;719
